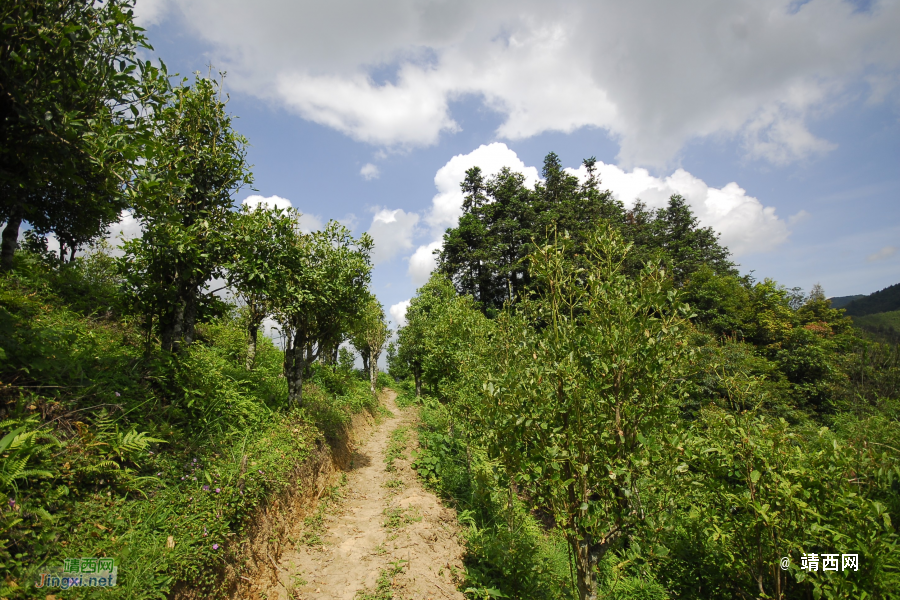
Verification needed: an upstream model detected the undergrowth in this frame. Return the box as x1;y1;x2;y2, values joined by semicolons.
406;389;576;600
0;253;379;599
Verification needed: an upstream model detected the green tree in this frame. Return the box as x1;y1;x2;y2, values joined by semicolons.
120;74;252;353
224;204;300;369
0;0;167;270
623;195;735;283
438;153;624;317
273;221;373;405
351;297;390;395
479;225;694;600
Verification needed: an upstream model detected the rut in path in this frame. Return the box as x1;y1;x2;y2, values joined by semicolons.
252;389;467;600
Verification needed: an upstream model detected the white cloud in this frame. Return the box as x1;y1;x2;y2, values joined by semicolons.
133;0;173;26
426;142;539;234
108;210;142;246
297;213;325;234
367;208;420;264
242;194;293;211
360;163;380;180
143;0;900;166
867;246;897;262
277;68;459;148
567;162;790;256
390;299;411;327
408;241;442;286
788;210;811;226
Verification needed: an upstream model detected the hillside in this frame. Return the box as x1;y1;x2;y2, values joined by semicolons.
844;282;900;316
828;294;865;308
851;309;900;343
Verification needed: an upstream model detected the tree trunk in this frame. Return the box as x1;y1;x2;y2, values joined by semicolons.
414;364;422;397
246;320;259;370
571;534;600;600
1;207;23;272
284;335;306;405
369;349;380;396
361;349;370;376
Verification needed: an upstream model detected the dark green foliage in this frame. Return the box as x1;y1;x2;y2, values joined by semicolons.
623;195;735;283
120;74;252;355
437;154;734;319
844;282;900;316
438;154;625;317
0;0;168;267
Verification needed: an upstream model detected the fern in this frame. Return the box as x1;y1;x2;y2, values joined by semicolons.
112;429;166;462
0;417;60;492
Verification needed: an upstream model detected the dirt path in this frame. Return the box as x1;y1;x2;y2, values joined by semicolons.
257;390;467;600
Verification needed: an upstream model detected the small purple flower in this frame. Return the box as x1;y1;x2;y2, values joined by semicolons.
212;544;219;550
202;485;210;491
157;472;163;476
192;477;197;481
215;488;221;493
7;498;15;508
192;458;197;463
258;469;263;474
115;392;121;397
181;476;185;480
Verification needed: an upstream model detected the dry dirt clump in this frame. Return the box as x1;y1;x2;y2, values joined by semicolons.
240;390;467;600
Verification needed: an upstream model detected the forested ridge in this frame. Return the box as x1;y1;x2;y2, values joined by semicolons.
389;154;900;600
1;2;898;600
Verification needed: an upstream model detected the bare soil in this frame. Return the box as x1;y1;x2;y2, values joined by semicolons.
243;390;467;600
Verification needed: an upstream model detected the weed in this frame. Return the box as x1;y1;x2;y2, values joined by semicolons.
382;506;422;529
355;559;407;600
383;426;408;472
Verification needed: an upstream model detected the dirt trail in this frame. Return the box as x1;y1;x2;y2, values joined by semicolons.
253;390;467;600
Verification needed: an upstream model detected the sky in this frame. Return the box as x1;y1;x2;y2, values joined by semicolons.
131;0;900;328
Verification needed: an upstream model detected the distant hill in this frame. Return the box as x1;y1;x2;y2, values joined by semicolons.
828;294;865;309
843;282;900;317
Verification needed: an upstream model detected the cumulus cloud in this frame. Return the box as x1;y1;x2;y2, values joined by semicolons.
390;299;411;327
142;0;900;165
296;213;325;234
867;246;897;262
408;241;442;286
426;142;539;234
242;194;293;211
133;0;173;26
366;208;420;264
360;163;380;180
567;162;790;256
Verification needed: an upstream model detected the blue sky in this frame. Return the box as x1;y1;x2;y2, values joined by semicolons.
134;0;900;327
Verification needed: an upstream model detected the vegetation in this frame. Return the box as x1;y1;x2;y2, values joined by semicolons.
0;4;390;596
844;283;900;316
395;160;900;600
0;251;381;599
1;3;897;599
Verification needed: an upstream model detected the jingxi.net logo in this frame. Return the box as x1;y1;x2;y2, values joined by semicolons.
35;557;118;589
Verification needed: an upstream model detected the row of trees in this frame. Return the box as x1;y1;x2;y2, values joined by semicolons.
393;160;899;599
0;0;390;404
438;153;734;317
